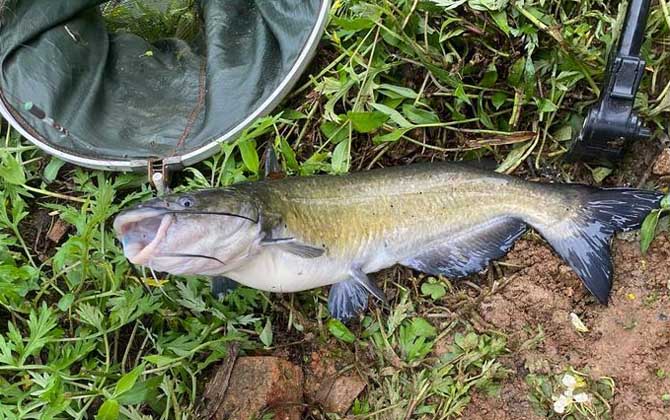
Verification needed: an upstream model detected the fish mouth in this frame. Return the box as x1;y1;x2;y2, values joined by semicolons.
113;208;174;265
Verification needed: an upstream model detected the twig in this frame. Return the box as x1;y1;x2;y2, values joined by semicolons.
23;185;86;203
201;342;240;419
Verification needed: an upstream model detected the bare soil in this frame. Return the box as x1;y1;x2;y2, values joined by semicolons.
463;232;670;420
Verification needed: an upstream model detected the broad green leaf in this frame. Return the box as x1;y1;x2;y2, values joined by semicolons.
490;10;510;35
402;104;439;125
468;0;508;11
347;111;389;133
661;194;670;208
428;0;467;10
591;167;612;184
507;58;525;88
454;84;472;105
454;332;479;351
57;294;75;312
425;63;460;87
237;139;260;175
378;84;419;100
279;136;299;171
535;98;558;113
331;16;375;31
421;282;446;300
327;318;355;343
96;399;119;420
399;318;437;362
481;64;498;88
491;92;508;110
478;98;495;129
496;141;532;173
331;140;350;174
43;158;66;184
117;376;162;406
259;319;273;347
320;121;349;143
144;355;176;367
300;152;330;176
0;152;26;185
410;318;437;337
114;365;144;398
373;128;411;144
553;125;572;142
523;58;537;97
370;103;413;128
281;109;307;120
640;210;660;254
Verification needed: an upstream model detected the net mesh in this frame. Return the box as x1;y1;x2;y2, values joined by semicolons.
0;0;325;167
101;0;200;43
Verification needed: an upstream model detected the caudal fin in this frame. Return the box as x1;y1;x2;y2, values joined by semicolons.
534;187;663;304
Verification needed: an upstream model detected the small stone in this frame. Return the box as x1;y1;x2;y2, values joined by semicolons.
316;373;367;415
47;219;69;242
652;148;670;176
216;357;304;420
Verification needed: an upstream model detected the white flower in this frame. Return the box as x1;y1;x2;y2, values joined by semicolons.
574;392;590;403
562;373;577;390
553;394;571;414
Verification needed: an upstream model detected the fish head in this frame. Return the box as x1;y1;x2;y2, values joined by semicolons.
113;189;262;275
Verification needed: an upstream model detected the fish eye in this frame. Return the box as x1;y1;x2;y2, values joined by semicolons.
178;196;195;208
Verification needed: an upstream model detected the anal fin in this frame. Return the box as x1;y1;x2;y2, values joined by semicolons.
401;218;526;278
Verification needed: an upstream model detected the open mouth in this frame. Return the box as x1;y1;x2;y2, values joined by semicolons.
113;209;174;265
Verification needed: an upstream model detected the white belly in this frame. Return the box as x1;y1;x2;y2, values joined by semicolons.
223;248;352;293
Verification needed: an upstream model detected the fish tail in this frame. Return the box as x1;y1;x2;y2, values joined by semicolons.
530;186;663;304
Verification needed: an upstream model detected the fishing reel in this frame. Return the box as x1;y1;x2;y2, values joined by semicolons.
567;0;651;166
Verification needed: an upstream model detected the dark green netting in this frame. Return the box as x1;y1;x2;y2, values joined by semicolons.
0;0;326;169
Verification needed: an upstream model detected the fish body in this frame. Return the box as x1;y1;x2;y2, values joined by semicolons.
217;165;557;290
114;163;662;320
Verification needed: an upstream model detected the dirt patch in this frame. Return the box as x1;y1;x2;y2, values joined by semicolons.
464;233;670;419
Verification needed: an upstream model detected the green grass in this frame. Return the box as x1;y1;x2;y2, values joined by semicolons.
1;0;670;418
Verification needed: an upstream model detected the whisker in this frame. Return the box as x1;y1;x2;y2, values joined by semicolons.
161;253;226;266
156;208;258;223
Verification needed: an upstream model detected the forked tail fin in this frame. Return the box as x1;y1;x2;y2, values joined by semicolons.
533;187;663;303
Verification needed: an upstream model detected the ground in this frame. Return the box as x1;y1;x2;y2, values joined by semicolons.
0;0;669;419
464;234;670;420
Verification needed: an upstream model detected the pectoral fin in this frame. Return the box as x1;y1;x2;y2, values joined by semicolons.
263;145;284;179
211;276;239;298
328;269;386;321
261;237;325;258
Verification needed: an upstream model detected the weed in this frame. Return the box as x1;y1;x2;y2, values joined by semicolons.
526;368;615;419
